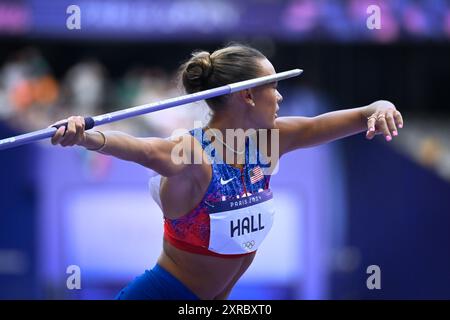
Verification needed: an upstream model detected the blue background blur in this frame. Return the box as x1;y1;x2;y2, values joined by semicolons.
1;0;450;300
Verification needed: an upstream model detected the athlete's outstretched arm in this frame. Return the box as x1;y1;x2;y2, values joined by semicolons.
50;116;199;177
276;100;404;154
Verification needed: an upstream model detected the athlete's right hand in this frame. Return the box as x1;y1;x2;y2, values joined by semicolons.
50;116;86;147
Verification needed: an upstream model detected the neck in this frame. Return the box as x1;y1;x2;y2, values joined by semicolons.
207;110;254;134
206;112;251;159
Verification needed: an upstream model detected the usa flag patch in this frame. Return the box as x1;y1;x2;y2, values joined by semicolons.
249;166;264;184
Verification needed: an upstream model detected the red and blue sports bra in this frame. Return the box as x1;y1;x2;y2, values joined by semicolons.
149;127;275;258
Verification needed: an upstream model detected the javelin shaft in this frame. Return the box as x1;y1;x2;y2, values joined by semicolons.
0;69;302;151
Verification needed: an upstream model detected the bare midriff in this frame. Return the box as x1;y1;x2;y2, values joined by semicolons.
157;239;256;300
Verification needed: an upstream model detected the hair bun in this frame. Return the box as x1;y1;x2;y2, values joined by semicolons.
178;44;265;109
182;51;213;93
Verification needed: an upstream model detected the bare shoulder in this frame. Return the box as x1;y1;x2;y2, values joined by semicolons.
275;116;314;131
167;132;209;179
160;132;212;219
275;116;315;154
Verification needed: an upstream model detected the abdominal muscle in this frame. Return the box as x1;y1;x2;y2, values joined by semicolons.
157;239;256;300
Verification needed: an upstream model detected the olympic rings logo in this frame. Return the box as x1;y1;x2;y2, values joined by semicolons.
242;240;256;249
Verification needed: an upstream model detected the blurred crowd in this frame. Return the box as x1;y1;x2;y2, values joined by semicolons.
395;118;450;182
0;48;209;138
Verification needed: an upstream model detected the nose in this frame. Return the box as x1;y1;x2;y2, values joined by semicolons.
276;90;283;103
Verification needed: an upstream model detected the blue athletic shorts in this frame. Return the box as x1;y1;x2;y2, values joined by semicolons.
115;264;199;300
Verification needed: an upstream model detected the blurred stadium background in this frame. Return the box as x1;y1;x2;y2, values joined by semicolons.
0;0;449;300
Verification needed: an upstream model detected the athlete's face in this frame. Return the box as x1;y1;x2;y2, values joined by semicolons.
247;58;283;129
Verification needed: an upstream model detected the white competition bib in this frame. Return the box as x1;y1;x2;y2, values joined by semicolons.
208;190;275;254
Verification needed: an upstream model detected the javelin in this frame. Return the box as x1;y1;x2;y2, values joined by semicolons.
0;69;302;151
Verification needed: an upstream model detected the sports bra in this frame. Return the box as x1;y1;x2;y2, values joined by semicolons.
149;127;275;258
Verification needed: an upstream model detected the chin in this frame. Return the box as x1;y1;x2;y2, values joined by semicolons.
269;116;278;128
262;121;276;130
251;118;276;130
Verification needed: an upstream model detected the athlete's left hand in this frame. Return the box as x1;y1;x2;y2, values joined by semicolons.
363;100;404;142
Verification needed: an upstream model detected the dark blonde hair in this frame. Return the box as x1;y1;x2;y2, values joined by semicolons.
179;44;266;112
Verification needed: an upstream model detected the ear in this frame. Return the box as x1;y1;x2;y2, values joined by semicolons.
238;89;256;107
